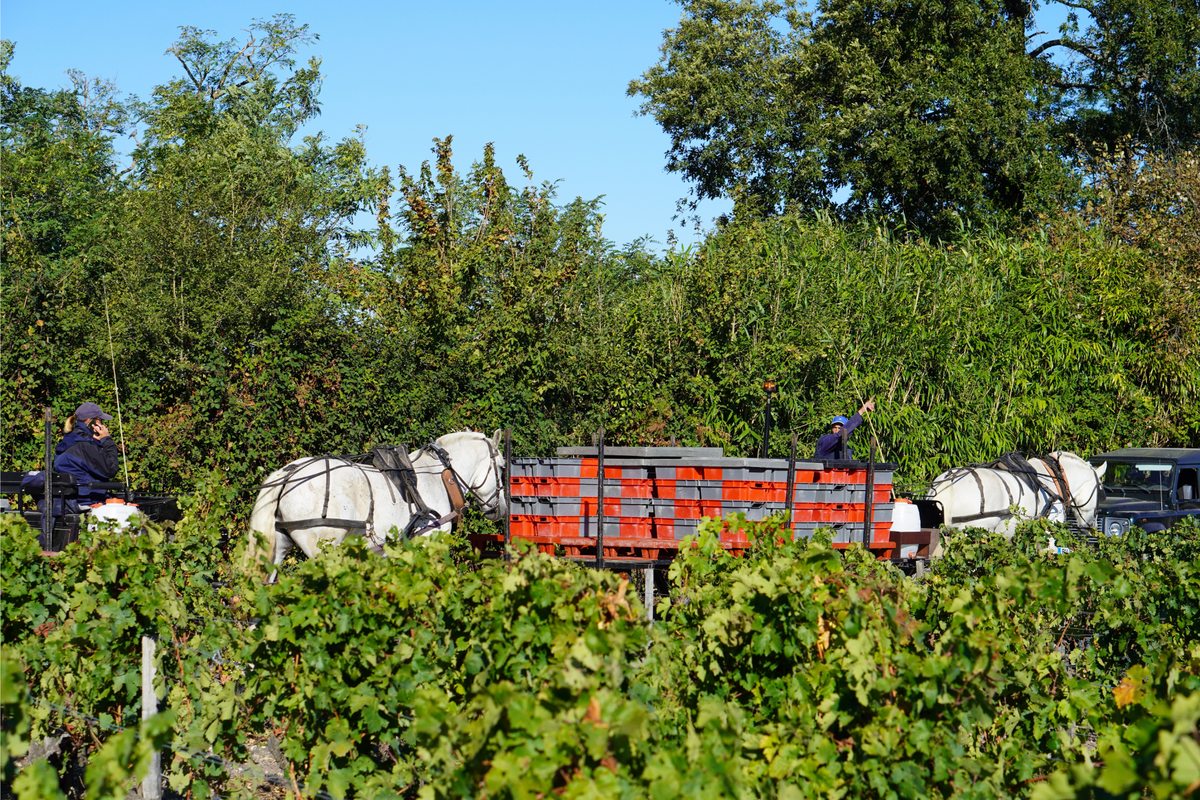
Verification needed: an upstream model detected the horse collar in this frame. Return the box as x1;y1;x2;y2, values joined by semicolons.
441;469;466;523
427;436;504;521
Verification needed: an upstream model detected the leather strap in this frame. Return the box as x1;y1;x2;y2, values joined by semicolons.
441;469;465;529
410;508;460;538
952;509;1016;524
280;517;367;531
971;470;986;517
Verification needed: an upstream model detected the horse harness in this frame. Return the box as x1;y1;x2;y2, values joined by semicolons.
1040;452;1101;531
265;442;482;555
935;452;1069;525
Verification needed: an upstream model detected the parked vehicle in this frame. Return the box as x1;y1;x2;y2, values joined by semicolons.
1089;448;1200;535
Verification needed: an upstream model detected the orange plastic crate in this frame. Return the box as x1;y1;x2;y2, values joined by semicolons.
509;514;659;540
509;475;659;499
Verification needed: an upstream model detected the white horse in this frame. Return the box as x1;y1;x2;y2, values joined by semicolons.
245;430;507;579
928;451;1106;547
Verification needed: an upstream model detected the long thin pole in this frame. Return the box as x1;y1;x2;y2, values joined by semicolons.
785;434;797;540
102;279;131;489
595;426;605;570
141;635;162;800
759;394;772;459
503;428;512;559
42;408;53;550
825;329;883;453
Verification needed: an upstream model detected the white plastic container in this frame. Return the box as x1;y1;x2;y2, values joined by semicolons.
891;499;922;559
87;499;142;531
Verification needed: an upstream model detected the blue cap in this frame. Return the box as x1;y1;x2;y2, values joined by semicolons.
73;402;113;421
831;415;849;426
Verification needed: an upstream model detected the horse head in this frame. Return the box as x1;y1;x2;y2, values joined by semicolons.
434;430;508;522
1042;451;1107;529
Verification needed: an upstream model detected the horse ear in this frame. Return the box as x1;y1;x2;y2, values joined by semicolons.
492;429;502;446
1094;461;1107;480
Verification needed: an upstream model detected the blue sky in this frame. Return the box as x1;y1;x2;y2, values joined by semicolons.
3;0;1077;251
2;0;730;250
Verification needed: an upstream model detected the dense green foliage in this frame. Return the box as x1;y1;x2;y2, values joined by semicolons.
5;12;1200;800
630;0;1200;233
3;18;1198;507
3;510;1200;798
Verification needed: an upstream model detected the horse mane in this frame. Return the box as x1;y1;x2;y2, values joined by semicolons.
435;430;486;448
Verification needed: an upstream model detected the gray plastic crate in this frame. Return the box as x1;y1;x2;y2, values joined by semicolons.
791;521;857;543
511;458;582;479
510;496;658;518
574;518;636;538
654;499;783;521
510;477;664;500
792;484;893;503
556;446;726;458
791;516;894;544
511;496;582;516
514;458;712;482
658;518;702;540
666;480;725;500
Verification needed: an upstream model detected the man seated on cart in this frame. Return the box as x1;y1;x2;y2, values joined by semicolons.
815;398;875;460
53;401;120;508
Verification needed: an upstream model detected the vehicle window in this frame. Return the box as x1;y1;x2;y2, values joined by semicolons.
1107;462;1175;493
1178;468;1199;504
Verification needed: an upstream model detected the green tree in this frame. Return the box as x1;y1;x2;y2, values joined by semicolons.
375;136;657;448
0;41;125;464
1042;0;1200;164
95;17;386;489
1;20;387;490
630;0;1200;234
106;15;376;370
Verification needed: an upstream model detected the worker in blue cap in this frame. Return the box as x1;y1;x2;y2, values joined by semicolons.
815;398;875;460
54;401;120;507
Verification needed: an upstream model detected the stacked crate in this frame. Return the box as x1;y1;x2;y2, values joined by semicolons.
489;446;896;561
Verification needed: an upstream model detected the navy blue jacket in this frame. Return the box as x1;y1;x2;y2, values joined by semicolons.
54;424;119;506
814;413;864;460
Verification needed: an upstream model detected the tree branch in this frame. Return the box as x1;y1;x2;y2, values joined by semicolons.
171;48;204;94
1028;38;1098;61
211;35;257;101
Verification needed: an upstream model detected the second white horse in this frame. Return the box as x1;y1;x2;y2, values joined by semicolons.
928;451;1106;537
245;430;507;578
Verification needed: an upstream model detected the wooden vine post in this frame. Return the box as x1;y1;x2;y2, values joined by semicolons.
142;634;162;800
42;408;53;550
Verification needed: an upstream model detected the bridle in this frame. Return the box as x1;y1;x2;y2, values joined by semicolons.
1038;452;1101;527
421;434;506;521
